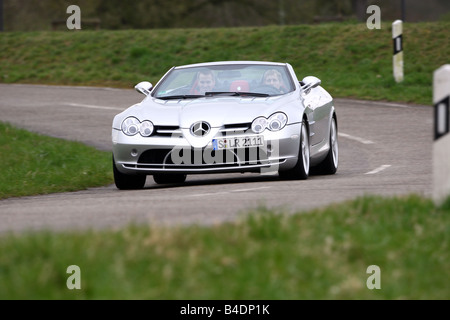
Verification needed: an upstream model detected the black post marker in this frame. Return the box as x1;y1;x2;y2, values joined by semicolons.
392;20;404;83
432;65;450;205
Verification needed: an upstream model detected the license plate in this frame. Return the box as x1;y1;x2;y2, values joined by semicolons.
212;135;264;150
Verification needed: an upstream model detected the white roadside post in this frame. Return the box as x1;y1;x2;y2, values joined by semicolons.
433;64;450;205
392;20;404;83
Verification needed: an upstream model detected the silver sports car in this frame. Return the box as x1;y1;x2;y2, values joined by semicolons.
112;61;338;189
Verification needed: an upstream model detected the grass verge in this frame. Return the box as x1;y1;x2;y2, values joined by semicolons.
0;194;448;299
0;122;113;199
1;22;449;105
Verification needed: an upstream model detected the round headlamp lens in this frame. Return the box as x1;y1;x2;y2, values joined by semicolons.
268;113;287;131
269;119;281;131
121;117;140;136
139;121;154;137
251;117;268;134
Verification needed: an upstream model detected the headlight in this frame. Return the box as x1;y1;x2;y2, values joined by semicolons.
251;112;287;133
121;117;154;137
121;117;140;136
268;112;288;131
251;117;268;134
139;120;154;137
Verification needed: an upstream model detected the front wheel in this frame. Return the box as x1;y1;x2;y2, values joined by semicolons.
113;156;146;190
279;120;310;180
313;117;338;175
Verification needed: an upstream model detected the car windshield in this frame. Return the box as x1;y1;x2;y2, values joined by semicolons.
152;64;294;99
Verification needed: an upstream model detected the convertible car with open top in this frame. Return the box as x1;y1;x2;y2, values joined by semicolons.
112;61;338;189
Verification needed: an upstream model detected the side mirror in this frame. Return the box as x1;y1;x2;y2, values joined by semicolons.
301;76;321;94
135;81;153;96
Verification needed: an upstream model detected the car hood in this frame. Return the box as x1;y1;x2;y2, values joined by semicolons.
114;92;300;129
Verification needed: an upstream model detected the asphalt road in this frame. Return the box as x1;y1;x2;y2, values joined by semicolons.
0;84;433;233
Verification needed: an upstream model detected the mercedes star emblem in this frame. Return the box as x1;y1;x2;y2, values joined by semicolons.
190;121;211;137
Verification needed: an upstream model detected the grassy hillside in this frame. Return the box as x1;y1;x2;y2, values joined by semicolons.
1;21;449;105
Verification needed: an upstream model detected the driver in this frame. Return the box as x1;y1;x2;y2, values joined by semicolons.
196;69;216;94
262;69;285;93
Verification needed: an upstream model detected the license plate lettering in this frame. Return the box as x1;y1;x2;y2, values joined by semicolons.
213;135;264;150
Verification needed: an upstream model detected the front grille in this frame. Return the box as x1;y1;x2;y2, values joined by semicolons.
138;147;268;166
152;124;255;137
153;125;181;137
219;123;252;133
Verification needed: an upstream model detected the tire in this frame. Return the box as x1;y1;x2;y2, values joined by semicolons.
153;173;187;184
313;116;338;175
113;156;146;190
279;120;310;180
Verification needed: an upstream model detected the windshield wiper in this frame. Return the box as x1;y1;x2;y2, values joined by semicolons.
205;91;270;97
157;95;204;100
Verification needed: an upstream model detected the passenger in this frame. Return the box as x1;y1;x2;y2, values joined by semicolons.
262;69;286;93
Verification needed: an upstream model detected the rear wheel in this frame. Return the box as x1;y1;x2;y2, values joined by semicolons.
313;117;338;175
113;156;146;190
279;120;309;180
153;173;187;184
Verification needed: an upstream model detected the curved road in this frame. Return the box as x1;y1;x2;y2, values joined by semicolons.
0;84;433;233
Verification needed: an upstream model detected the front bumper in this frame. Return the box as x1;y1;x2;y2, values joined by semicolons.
112;123;302;175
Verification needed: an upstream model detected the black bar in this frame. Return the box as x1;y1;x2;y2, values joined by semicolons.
134;300;361;318
434;96;450;141
393;34;403;55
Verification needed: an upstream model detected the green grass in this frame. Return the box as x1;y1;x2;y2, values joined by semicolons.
0;122;113;199
1;21;449;105
0;194;448;299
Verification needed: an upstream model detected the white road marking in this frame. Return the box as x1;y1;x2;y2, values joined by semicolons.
339;132;375;145
187;191;230;197
336;98;425;109
365;165;392;175
187;186;271;197
64;103;123;111
231;187;271;192
381;102;409;108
